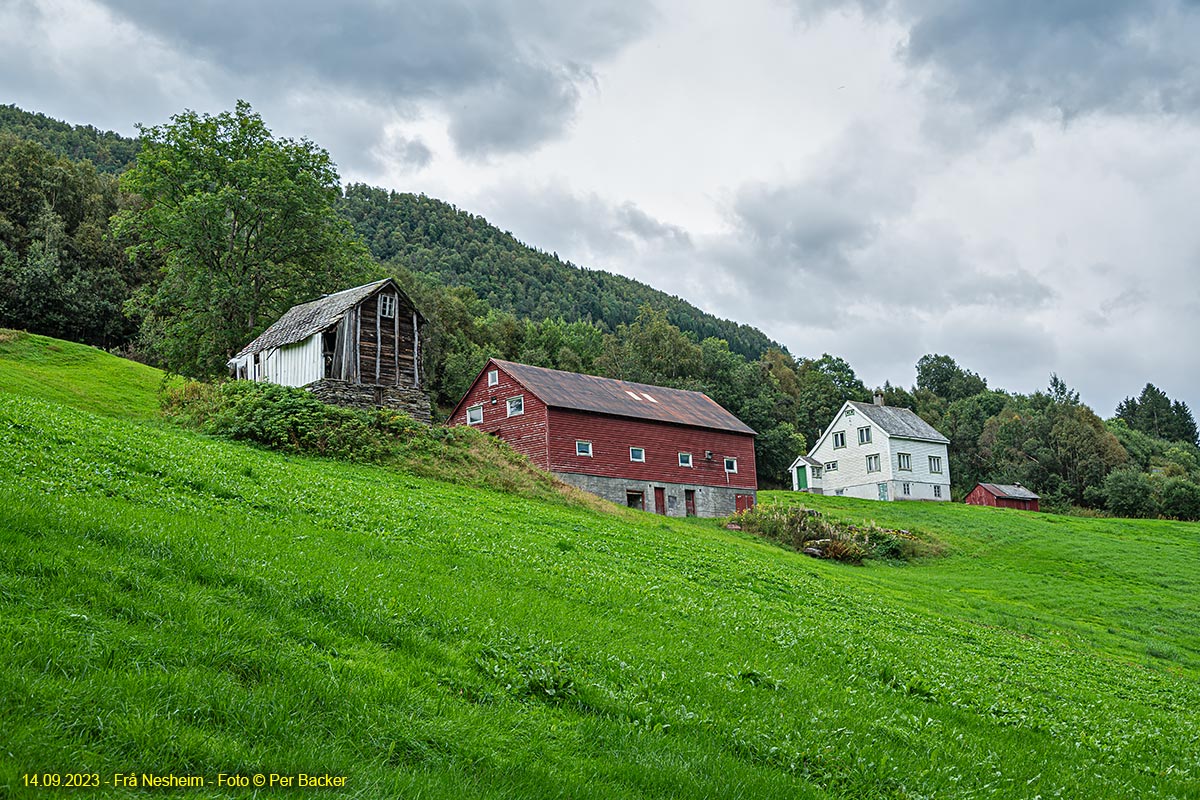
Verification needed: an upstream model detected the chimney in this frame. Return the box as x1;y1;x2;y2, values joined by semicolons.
873;390;885;406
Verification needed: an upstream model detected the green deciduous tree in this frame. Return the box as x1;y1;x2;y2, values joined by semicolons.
115;101;373;377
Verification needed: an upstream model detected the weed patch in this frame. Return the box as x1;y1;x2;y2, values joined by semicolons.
732;503;944;563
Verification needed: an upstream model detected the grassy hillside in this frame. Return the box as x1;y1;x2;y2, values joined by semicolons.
2;341;1198;798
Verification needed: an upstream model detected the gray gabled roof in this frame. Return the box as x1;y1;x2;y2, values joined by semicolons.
847;401;949;443
232;279;413;360
487;360;756;435
978;483;1040;500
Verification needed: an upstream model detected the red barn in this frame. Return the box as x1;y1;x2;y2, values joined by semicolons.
965;482;1041;512
449;359;757;516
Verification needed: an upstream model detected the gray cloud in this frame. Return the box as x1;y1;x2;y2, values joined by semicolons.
794;0;1200;122
91;0;652;157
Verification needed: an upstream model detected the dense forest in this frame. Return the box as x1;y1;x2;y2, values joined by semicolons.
1;102;1198;511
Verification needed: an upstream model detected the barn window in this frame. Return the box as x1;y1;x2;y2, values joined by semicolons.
724;457;738;474
576;440;592;457
630;447;646;462
929;455;943;474
824;461;838;471
379;294;396;318
507;396;524;417
898;453;912;471
832;431;847;449
466;405;483;425
858;426;872;445
678;452;692;467
866;454;881;472
934;485;943;498
488;369;499;386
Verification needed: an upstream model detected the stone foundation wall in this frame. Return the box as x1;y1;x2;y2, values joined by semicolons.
553;472;754;518
306;379;432;424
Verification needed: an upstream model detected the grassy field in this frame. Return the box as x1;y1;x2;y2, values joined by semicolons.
1;337;1198;798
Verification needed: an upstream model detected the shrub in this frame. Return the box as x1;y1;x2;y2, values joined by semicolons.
1101;468;1157;518
1157;478;1200;521
732;503;943;564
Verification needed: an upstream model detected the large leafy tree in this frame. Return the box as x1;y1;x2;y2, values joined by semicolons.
115;101;373;377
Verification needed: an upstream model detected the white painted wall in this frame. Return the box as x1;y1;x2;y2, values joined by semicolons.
807;404;951;501
259;334;323;387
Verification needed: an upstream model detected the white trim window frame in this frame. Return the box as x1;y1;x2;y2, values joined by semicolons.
379;294;396;318
858;426;872;445
724;457;738;474
507;395;524;417
678;452;693;468
898;452;912;471
833;431;847;449
630;447;646;463
466;405;483;425
824;461;839;471
934;485;943;498
487;369;499;386
929;455;943;474
866;454;881;473
576;440;592;457
902;482;911;496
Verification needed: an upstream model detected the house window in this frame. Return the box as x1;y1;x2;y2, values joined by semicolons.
858;426;872;445
824;461;838;471
929;455;943;474
898;453;912;471
833;431;847;449
835;489;845;496
379;294;396;318
466;405;483;425
813;466;823;479
903;482;911;496
934;485;943;498
679;452;693;468
630;447;646;462
507;396;524;417
844;407;855;416
576;440;592;457
866;454;881;472
724;457;738;473
487;369;499;386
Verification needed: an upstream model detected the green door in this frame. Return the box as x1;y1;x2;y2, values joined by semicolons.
796;466;808;490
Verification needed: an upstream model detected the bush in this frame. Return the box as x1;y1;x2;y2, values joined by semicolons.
1157;478;1200;521
1100;468;1157;518
732;503;943;564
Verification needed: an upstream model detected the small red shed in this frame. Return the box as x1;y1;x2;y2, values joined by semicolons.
965;482;1040;512
448;359;757;517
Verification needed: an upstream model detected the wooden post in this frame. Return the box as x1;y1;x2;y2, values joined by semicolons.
394;300;400;386
412;311;419;387
375;299;381;385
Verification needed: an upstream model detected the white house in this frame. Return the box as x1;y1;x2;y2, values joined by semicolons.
788;454;824;493
800;395;951;501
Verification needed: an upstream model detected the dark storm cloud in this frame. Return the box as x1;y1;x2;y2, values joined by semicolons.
91;0;651;157
794;0;1200;121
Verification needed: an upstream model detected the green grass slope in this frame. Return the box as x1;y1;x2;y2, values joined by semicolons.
0;330;163;420
1;342;1198;799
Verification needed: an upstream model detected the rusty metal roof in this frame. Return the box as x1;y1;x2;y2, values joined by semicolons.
493;359;756;435
978;482;1040;500
231;278;420;360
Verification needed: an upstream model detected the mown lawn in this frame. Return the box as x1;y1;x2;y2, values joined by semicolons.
1;344;1198;798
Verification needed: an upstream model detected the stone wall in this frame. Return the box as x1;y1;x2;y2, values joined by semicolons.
553;472;754;518
306;379;432;424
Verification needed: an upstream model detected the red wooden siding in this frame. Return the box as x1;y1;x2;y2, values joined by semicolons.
449;365;550;470
547;408;757;489
965;484;1039;512
965;484;997;507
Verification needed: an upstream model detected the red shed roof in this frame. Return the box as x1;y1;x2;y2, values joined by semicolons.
479;359;756;435
977;482;1040;500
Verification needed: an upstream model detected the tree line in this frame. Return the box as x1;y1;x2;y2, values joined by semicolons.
1;102;1197;510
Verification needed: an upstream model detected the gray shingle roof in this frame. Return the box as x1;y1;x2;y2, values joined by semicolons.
848;401;949;443
492;360;756;435
232;279;397;359
979;483;1040;500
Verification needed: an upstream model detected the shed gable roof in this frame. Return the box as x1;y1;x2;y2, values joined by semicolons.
847;401;949;443
978;482;1040;500
487;359;756;435
232;278;418;360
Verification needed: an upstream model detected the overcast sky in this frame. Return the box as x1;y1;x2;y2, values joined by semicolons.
4;0;1198;416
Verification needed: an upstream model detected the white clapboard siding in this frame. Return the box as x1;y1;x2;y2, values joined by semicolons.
260;334;323;387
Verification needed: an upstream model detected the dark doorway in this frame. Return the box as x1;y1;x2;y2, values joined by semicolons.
653;487;666;515
626;491;645;510
684;489;696;517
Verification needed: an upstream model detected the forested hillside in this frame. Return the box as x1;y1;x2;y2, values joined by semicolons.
0;104;139;174
340;185;778;359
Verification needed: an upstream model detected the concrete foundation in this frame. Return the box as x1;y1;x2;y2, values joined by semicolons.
306;379;432;424
554;472;754;518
